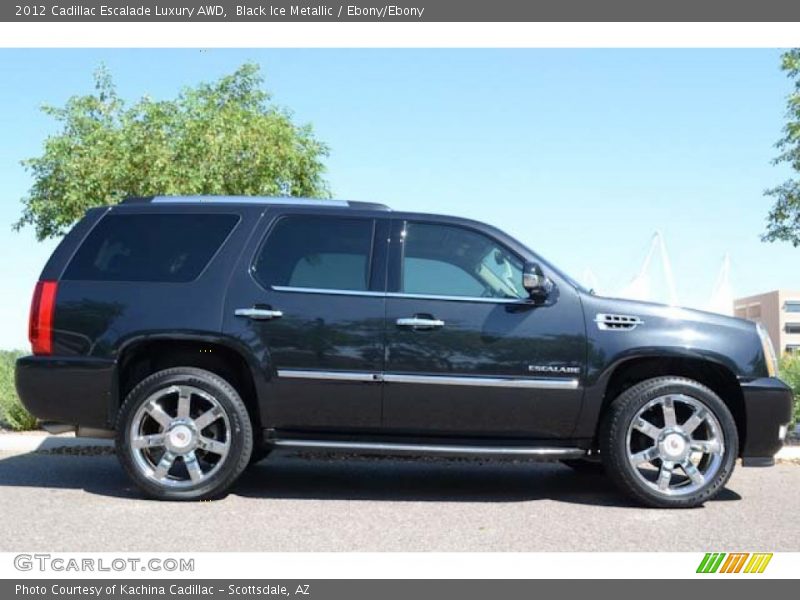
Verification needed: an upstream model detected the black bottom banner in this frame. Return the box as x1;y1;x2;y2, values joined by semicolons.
2;580;795;600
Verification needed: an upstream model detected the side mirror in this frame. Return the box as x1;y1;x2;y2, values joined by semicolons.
523;262;553;299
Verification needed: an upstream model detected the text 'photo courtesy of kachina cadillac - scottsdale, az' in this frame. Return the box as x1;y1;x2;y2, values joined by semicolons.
0;5;799;593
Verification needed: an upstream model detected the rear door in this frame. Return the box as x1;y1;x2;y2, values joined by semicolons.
383;218;586;439
223;211;389;432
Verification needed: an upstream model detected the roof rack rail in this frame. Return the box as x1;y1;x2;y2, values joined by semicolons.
121;196;391;211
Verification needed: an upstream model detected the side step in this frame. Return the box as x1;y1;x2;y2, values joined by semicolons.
270;439;586;460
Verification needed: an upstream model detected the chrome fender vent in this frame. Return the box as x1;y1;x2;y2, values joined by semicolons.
595;313;644;331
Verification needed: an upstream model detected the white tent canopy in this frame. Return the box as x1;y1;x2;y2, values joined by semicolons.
581;233;733;315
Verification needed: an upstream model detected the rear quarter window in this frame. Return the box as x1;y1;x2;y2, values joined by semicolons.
63;213;239;282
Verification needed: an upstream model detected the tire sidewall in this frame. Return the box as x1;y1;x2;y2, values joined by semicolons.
602;377;739;508
116;367;253;500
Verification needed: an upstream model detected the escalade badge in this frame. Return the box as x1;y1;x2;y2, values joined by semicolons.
528;365;581;375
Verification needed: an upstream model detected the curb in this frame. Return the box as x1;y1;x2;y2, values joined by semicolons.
0;432;113;456
0;431;798;460
777;445;800;461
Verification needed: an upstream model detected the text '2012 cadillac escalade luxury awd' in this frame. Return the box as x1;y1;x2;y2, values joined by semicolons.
15;196;794;507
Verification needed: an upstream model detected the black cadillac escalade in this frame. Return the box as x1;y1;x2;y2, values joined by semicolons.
15;196;793;507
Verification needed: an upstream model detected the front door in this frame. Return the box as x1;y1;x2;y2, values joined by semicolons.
224;212;388;432
383;219;586;439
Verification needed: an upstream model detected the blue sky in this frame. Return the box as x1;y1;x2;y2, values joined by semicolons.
0;49;796;349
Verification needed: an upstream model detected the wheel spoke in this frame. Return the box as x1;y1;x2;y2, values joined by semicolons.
682;461;705;486
146;403;173;429
177;388;192;418
194;406;223;431
198;436;229;457
682;409;706;435
662;397;677;428
152;451;176;480
184;451;204;483
132;384;232;489
131;433;166;449
633;418;662;440
657;460;675;490
690;440;722;455
629;446;659;466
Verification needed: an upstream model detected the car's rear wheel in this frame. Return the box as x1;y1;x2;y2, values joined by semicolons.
600;376;738;508
116;367;253;500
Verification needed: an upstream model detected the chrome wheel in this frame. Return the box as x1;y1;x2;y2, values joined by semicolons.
128;385;231;488
625;394;724;497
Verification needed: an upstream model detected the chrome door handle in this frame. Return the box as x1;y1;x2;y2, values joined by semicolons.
396;317;445;329
235;308;284;320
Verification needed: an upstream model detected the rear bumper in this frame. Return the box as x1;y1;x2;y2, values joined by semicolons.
740;377;794;467
15;355;115;429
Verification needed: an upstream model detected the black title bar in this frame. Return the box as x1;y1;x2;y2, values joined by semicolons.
5;0;800;22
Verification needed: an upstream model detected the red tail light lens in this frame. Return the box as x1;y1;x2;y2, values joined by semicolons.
29;280;58;355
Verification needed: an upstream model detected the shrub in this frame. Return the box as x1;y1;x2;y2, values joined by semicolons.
779;353;800;433
0;350;37;431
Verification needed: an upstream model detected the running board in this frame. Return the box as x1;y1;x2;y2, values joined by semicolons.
270;439;586;460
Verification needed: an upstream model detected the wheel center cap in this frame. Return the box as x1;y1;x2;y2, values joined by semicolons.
661;432;687;458
168;424;194;450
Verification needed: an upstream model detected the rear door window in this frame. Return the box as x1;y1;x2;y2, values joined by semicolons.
64;213;239;282
253;215;375;292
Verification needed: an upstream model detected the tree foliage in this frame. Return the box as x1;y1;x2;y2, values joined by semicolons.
779;353;800;431
0;350;36;431
764;50;800;246
16;63;331;240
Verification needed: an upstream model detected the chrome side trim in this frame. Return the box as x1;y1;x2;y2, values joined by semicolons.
382;374;579;389
276;369;380;383
275;370;580;389
272;286;384;297
386;292;526;304
271;439;586;459
271;285;528;304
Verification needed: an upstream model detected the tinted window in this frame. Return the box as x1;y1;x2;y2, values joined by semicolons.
254;216;374;291
786;301;800;313
401;222;525;299
64;213;238;282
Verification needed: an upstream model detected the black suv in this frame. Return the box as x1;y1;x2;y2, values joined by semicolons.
16;196;793;507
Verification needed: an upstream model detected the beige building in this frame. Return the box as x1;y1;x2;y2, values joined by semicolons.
734;290;800;355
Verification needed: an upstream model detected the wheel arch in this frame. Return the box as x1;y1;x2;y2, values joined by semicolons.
114;334;268;433
590;355;746;455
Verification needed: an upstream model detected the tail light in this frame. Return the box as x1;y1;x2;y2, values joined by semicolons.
28;280;58;355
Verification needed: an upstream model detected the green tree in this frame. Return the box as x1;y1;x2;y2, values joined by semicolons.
0;350;36;431
16;63;331;240
764;50;800;246
779;353;800;431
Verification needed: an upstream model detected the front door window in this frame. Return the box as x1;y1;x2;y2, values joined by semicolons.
401;222;525;300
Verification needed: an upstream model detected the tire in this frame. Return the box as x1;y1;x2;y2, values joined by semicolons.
116;367;253;500
560;458;605;475
599;376;738;508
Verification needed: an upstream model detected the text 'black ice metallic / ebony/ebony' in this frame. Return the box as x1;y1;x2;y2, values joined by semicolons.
15;196;794;506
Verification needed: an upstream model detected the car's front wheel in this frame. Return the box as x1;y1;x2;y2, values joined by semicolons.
116;367;253;500
600;376;738;508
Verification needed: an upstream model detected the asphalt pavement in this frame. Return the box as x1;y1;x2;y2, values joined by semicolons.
0;446;798;552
